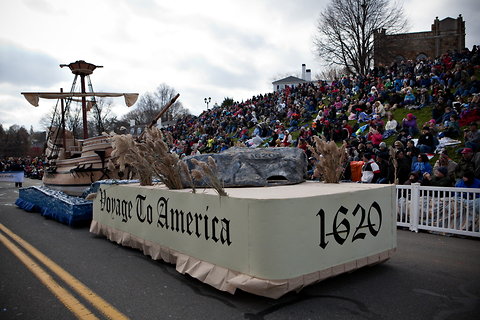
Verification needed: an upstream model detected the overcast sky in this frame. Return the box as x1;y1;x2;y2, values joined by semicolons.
0;0;479;131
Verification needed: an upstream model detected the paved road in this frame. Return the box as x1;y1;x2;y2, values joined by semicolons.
0;179;479;319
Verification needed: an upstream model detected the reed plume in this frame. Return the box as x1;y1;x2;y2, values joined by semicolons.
110;127;191;188
390;147;398;184
307;136;347;183
234;140;246;147
190;157;228;196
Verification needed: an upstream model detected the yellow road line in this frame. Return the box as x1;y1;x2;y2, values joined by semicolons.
0;232;98;320
0;224;129;320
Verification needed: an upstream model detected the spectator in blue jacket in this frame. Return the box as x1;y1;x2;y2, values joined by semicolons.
455;170;480;200
412;153;433;179
455;170;480;189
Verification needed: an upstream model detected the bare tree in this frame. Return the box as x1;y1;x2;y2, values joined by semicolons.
152;84;189;122
314;0;407;76
124;92;158;126
39;109;60;131
39;96;120;139
315;66;347;82
66;104;83;137
122;84;189;126
88;98;118;135
39;100;82;137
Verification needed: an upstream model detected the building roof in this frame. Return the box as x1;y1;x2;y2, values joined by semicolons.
272;76;306;85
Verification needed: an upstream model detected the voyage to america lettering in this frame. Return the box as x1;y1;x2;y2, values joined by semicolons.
98;188;232;246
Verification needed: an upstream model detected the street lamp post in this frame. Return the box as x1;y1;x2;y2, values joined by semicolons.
204;97;211;110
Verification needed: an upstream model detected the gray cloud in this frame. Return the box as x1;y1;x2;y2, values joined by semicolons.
0;40;67;86
22;0;58;14
400;0;479;48
462;2;480;47
122;0;168;19
261;0;325;22
205;22;267;50
176;55;262;90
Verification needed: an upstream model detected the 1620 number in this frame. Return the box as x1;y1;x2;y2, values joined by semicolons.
317;202;382;249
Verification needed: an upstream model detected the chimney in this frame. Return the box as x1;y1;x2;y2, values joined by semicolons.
305;69;311;81
301;64;306;80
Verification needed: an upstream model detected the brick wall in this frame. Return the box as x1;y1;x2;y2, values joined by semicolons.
374;15;466;66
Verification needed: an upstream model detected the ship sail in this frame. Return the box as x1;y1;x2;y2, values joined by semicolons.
21;92;139;107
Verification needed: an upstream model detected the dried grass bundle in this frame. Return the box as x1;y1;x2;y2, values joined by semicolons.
234;140;246;148
124;137;155;186
109;127;191;188
190;157;228;196
138;127;186;188
307;136;347;183
180;160;195;193
164;131;174;146
109;134;135;173
390;147;398;184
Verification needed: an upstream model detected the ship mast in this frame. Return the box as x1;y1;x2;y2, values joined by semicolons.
60;60;103;139
22;60;139;141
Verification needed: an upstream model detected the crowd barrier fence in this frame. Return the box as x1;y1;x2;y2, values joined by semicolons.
396;183;480;238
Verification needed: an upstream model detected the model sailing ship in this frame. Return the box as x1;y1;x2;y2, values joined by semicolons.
22;60;139;196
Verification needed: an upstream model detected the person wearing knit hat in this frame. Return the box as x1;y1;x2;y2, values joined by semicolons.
402;112;419;137
376;141;389;161
437;167;448;177
455;170;480;189
422;166;453;187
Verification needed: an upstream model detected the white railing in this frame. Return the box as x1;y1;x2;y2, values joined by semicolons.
396;183;480;238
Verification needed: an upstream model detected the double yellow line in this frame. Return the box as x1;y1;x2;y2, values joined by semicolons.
0;223;129;320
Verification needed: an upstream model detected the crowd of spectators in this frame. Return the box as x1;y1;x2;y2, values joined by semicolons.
162;46;480;188
0;157;45;180
3;48;480;190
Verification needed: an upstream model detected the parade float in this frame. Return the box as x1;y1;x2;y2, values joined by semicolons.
89;131;397;298
15;60;396;296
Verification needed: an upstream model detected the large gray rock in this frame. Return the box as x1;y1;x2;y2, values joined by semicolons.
183;147;307;187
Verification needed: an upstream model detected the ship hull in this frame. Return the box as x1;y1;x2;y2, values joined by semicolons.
43;135;122;196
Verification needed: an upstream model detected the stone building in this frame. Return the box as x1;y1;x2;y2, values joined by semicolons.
374;15;466;66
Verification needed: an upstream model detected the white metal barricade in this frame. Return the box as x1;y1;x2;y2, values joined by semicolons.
396;183;480;238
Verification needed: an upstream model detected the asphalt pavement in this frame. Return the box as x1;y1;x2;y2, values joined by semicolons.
0;179;479;319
